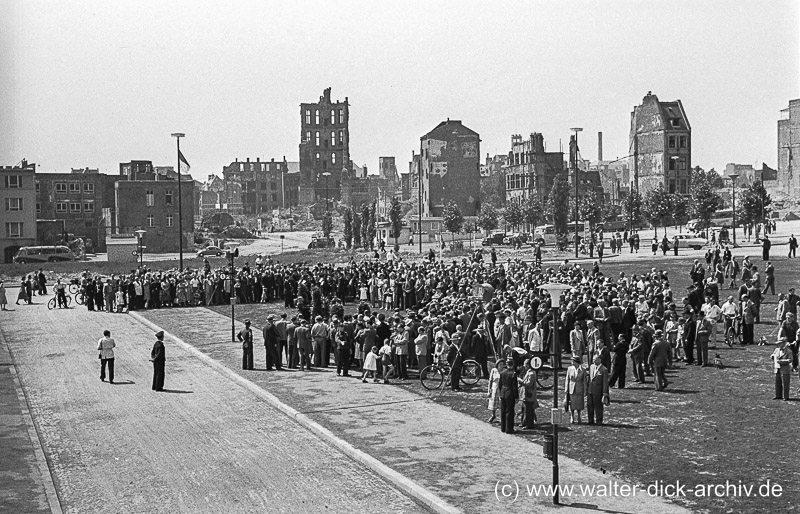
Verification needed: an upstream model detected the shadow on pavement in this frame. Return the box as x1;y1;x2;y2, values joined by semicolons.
111;380;136;385
161;389;193;394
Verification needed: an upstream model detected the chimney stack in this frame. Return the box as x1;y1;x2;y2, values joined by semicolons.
597;132;603;161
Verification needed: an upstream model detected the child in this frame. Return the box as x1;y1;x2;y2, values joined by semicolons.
114;288;126;313
675;318;686;362
362;345;379;383
378;339;394;383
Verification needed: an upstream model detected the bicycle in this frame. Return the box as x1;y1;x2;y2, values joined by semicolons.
724;315;742;347
47;294;72;310
419;358;481;390
74;290;86;305
68;280;80;295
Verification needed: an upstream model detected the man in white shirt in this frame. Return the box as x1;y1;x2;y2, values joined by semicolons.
701;297;722;347
721;295;738;344
97;330;116;383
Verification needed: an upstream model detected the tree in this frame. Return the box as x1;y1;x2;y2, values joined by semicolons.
522;196;542;232
544;174;570;237
579;189;604;230
690;173;722;231
322;211;333;239
670;193;690;230
343;207;353;249
366;201;377;249
643;184;673;237
740;180;772;228
352;211;362;248
360;203;371;249
622;189;644;231
502;202;524;232
479;172;506;207
477;204;499;232
442;201;464;242
388;197;403;247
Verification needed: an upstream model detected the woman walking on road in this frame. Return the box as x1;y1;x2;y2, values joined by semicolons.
16;277;29;305
150;330;166;391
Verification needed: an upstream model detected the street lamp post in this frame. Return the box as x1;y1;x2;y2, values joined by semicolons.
134;229;146;268
227;247;239;342
538;282;572;506
171;133;185;271
570;128;583;258
729;173;739;246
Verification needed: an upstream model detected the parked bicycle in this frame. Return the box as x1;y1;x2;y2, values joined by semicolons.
419;358;481;390
724;315;742;347
47;295;72;310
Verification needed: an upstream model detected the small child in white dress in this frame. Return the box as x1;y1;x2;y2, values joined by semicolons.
362;345;379;383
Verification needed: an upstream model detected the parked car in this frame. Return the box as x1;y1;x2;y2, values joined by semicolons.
481;232;507;246
197;246;224;257
308;236;335;249
503;233;529;245
668;233;707;250
13;246;75;264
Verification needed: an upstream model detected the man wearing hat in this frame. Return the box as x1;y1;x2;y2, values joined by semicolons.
695;311;712;367
238;319;254;370
150;331;166;391
295;319;313;371
648;329;671;391
263;315;282;371
498;356;519;434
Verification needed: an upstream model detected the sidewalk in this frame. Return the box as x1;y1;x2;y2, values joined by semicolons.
0;297;426;513
139;307;689;513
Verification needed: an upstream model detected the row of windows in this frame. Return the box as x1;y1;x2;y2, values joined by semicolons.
54;201;95;213
145;190;174;207
258;182;279;191
236;162;282;172
667;135;688;149
506;174;532;190
48;182;95;193
306;130;346;148
3;175;23;188
259;193;279;203
304;109;345;126
668;157;688;171
5;222;23;238
146;215;173;228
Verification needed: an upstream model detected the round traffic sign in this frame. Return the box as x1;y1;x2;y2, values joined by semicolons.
531;356;543;370
131;250;138;256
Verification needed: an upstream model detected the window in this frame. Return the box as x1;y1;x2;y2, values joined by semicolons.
165;189;173;206
679;136;687;149
36;202;41;213
339;130;344;145
35;181;40;193
166;215;173;228
680;179;687;194
69;182;80;193
669;180;676;194
147;214;155;227
305;110;311;125
679;159;687;170
83;182;94;193
430;221;440;231
4;198;22;211
5;222;23;238
146;190;154;207
259;181;267;190
315;132;320;147
669;158;677;171
306;131;311;142
330;109;335;123
331;131;336;145
271;193;277;202
84;200;94;213
315;109;320;124
56;202;67;213
4;175;22;188
270;182;277;191
331;153;336;165
339;110;344;124
315;152;320;161
261;194;268;202
668;136;676;149
55;182;67;193
70;202;81;213
671;118;681;128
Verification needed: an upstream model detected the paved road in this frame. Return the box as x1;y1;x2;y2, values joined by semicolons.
0;300;426;513
140;307;689;514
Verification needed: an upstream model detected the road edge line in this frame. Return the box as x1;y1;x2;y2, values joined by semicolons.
0;326;64;514
128;311;461;514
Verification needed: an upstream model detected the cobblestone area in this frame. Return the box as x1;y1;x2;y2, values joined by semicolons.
140;307;687;514
0;298;425;513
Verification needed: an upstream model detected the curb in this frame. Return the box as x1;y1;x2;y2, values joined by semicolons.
128;311;461;514
0;327;63;514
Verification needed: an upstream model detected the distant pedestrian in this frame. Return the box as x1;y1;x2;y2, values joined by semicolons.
762;235;771;261
0;279;8;310
97;329;116;383
771;340;792;400
672;236;679;256
150;330;166;392
789;234;798;258
238;319;254;370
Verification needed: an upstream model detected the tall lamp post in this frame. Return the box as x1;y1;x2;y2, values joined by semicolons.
171;132;185;271
729;173;739;246
134;229;146;268
538;282;572;506
227;247;239;342
570;128;583;258
322;172;331;212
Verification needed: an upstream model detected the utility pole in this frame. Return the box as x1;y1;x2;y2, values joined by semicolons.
171;132;185;271
570;128;583;258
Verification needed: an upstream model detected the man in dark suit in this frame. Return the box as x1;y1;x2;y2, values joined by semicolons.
587;353;610;425
683;312;696;364
238;319;254;370
262;315;282;370
150;331;166;391
498;357;519;434
648;329;671;390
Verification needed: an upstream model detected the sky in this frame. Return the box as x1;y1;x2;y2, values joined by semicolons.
1;0;798;181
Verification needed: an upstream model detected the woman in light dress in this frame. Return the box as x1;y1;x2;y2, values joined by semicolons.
486;359;505;423
565;356;587;424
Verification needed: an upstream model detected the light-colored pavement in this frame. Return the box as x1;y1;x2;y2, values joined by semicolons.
139;307;690;514
0;299;428;513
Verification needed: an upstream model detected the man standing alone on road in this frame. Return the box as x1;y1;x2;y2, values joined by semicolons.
238;319;254;370
150;331;166;391
762;261;775;296
762;235;771;261
789;234;798;258
97;329;116;383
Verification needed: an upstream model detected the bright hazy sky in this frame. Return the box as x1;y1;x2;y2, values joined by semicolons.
1;1;798;181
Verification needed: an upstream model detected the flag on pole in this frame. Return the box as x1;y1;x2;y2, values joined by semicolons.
178;150;191;175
